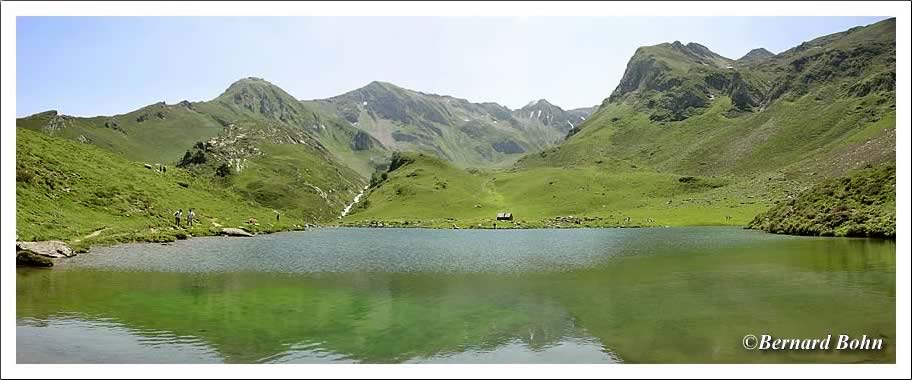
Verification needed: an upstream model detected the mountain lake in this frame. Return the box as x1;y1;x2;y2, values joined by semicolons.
16;227;895;363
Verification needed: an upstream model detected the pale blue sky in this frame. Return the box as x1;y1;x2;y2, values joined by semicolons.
16;16;889;117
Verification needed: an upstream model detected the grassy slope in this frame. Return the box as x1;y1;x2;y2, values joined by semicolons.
15;128;301;248
230;143;365;222
344;152;762;228
748;164;895;238
15;105;225;165
524;92;895;180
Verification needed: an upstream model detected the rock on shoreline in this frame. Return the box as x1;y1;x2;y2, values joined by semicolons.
16;240;76;258
220;228;255;237
16;240;76;268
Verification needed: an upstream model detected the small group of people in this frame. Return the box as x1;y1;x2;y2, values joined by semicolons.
173;208;196;227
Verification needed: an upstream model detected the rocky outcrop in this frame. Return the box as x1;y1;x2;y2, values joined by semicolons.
492;140;525;154
16;240;76;258
847;70;895;97
39;112;75;134
728;72;761;110
609;41;769;120
103;119;125;133
351;130;375;151
220;227;255;237
766;39;895;102
609;55;669;102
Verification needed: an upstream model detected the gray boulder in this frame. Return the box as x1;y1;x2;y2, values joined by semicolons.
220;228;255;237
16;241;75;258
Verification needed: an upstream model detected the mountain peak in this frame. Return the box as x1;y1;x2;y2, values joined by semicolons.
737;48;775;63
239;76;267;82
228;76;270;87
365;80;392;89
215;77;307;123
637;41;732;68
347;81;408;97
219;77;288;97
523;99;553;109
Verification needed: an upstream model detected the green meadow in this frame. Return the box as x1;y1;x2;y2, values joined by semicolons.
343;152;768;228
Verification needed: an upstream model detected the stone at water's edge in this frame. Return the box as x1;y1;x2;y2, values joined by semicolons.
220;228;255;237
16;240;75;258
16;250;54;267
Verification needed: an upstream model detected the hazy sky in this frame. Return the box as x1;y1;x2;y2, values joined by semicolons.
17;16;889;117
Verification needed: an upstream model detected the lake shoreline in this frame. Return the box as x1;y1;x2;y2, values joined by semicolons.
16;223;311;267
18;219;892;269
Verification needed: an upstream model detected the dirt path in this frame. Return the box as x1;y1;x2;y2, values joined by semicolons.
73;227;108;243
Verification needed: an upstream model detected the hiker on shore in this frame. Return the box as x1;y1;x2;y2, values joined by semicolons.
187;208;196;227
174;209;183;227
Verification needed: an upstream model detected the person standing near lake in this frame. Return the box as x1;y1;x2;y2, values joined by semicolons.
174;209;182;227
187;208;196;227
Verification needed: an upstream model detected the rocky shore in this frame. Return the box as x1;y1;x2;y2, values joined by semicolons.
15;224;319;268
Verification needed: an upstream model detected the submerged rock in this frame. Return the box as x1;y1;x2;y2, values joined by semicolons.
16;240;75;258
16;250;54;267
220;228;255;237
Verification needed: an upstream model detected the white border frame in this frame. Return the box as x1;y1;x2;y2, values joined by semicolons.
2;1;909;379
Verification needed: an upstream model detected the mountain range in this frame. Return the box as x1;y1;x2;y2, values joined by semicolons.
16;18;896;243
305;81;596;168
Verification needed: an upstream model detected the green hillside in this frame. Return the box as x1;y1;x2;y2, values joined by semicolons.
348;18;896;232
523;17;894;197
15;128;300;248
749;164;895;238
18;78;380;224
15;105;224;165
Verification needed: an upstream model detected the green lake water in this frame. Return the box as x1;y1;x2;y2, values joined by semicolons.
16;227;895;363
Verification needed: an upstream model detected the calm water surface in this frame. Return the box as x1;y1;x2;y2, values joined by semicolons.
17;227;895;363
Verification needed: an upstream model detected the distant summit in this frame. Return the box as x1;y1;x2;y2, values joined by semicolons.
737;48;775;64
